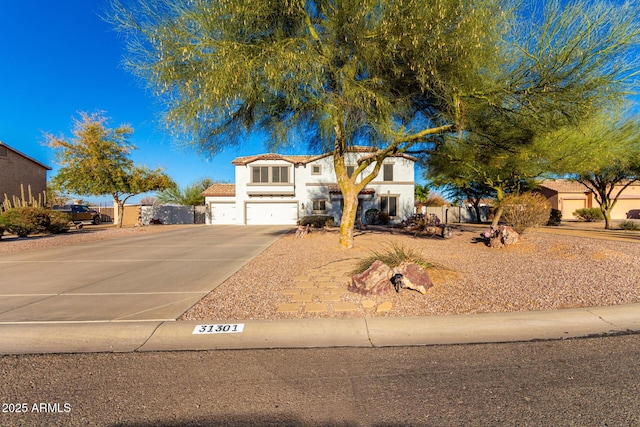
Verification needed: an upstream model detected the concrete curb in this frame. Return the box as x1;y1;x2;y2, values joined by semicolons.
1;303;638;355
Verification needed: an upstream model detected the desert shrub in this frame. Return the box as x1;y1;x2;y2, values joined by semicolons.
298;215;334;228
47;210;72;234
378;211;390;225
500;192;551;234
0;225;4;240
619;220;640;230
0;206;50;237
573;208;604;222
547;208;562;226
424;194;447;207
353;242;436;274
364;209;380;225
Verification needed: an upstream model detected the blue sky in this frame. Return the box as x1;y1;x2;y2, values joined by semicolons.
0;1;278;203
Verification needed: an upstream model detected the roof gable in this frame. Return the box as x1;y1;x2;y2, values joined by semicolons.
202;183;236;197
0;141;51;170
232;147;416;166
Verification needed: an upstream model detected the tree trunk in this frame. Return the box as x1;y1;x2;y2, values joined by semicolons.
339;191;359;249
603;209;613;230
116;200;125;228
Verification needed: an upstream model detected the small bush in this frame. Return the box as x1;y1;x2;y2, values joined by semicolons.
0;225;4;240
0;206;50;237
547;208;562;226
47;210;72;234
364;209;380;225
298;215;334;228
500;192;551;234
353;242;436;274
619;220;640;231
573;208;604;222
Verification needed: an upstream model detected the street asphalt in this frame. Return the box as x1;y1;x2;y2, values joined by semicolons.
0;224;639;355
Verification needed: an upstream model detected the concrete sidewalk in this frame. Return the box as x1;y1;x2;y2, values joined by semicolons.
1;303;639;354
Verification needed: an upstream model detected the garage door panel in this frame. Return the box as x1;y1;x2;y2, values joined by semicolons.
211;204;237;224
246;202;297;225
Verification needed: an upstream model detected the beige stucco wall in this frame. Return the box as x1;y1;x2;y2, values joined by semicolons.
0;148;48;204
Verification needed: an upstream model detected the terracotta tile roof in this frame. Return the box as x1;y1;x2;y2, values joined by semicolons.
231;153;323;165
202;183;236;197
231;147;417;165
538;179;589;193
327;184;375;195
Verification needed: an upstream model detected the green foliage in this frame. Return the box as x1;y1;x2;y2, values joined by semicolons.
0;207;73;237
157;184;204;206
619;220;640;231
46;112;174;226
298;215;334;228
500;192;551;234
364;208;390;225
573;208;604;222
110;0;640;247
46;211;72;234
353;242;435;275
0;207;50;237
547;209;562;226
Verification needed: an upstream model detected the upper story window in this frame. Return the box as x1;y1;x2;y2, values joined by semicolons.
251;165;290;184
311;164;322;175
383;163;394;181
346;165;355;178
0;146;8;158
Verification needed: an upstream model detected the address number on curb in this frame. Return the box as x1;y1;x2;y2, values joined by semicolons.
193;324;245;334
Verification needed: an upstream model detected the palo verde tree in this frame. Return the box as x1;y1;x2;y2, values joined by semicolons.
556;114;640;229
109;0;504;248
46;112;174;227
109;0;639;248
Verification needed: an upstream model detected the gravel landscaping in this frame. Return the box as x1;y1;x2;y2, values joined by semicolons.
3;223;639;320
181;225;640;320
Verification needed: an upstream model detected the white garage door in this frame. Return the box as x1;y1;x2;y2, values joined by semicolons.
210;203;237;224
246;202;298;225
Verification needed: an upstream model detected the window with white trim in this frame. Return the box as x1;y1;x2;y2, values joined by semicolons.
380;195;398;217
251;166;290;184
383;163;394;181
312;199;327;213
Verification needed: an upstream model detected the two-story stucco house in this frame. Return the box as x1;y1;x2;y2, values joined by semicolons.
203;147;416;225
0;141;51;206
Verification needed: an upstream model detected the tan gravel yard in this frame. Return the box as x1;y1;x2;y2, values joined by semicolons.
2;223;639;321
181;225;640;321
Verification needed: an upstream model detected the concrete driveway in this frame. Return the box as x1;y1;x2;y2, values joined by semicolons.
0;225;290;323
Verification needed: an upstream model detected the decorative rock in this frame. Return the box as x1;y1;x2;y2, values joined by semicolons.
376;301;393;312
485;225;521;248
348;260;393;295
390;262;433;295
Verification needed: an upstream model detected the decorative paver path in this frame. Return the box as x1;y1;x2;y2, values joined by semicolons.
276;260;393;314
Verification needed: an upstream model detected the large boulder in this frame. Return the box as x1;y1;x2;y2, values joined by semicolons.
348;260;393;295
390;262;433;295
486;225;521;248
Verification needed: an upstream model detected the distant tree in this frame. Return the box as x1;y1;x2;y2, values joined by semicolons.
156;177;220;206
414;184;430;213
46;112;174;227
110;0;639;247
563;115;640;229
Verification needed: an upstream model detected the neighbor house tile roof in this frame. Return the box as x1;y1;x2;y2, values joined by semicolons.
538;179;589;193
202;183;236;197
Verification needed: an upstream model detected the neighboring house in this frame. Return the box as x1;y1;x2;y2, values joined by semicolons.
203;148;416;225
0;141;51;205
537;179;640;220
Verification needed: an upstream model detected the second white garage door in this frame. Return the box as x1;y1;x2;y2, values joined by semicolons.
245;202;298;225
